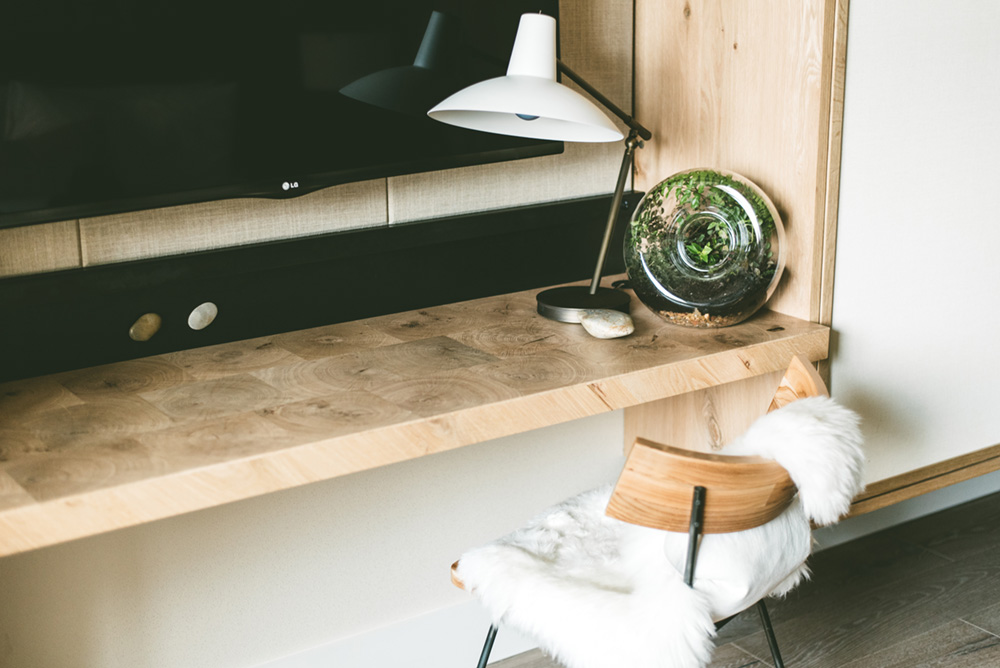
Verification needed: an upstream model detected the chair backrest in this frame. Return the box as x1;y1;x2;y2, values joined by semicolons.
606;355;829;534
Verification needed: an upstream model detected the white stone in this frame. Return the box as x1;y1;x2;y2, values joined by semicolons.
579;309;635;339
188;302;218;330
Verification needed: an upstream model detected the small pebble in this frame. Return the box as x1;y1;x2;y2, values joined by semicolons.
129;312;162;342
188;302;218;330
580;309;635;339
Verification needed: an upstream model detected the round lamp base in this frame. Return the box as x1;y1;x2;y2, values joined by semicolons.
536;286;631;323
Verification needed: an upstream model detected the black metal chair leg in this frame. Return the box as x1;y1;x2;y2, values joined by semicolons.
756;600;785;668
683;486;707;587
476;625;498;668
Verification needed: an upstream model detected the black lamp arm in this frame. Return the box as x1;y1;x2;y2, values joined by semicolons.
557;60;652;141
588;130;641;295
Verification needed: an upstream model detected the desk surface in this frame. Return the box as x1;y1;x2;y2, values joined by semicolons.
0;283;828;557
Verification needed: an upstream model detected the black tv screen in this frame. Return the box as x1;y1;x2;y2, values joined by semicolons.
0;0;561;228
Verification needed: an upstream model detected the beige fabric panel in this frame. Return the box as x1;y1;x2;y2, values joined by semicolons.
0;221;82;278
387;0;634;223
79;179;387;266
388;142;628;223
559;0;634;108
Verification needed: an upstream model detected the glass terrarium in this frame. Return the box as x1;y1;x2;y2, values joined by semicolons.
624;168;785;328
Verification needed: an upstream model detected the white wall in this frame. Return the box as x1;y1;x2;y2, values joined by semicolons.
830;0;1000;483
0;413;625;668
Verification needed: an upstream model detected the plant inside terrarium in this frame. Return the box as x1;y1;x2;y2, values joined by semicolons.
684;216;732;267
625;169;784;328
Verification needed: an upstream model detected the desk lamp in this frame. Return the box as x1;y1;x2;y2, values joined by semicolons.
428;12;652;323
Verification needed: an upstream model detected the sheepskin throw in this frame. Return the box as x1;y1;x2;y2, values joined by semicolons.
455;396;864;668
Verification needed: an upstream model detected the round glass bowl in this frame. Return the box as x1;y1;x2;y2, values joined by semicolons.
624;169;785;328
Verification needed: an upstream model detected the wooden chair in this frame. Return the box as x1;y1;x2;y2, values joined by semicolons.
453;356;832;668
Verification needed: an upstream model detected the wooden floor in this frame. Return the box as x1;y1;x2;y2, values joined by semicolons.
493;491;1000;667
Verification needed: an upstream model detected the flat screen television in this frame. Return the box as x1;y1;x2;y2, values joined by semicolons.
0;0;561;229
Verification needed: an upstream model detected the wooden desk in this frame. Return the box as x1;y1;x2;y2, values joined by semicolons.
0;284;827;557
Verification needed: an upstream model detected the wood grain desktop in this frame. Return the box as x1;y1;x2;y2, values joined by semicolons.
0;281;828;557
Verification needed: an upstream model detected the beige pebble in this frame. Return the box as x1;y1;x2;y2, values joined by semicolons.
579;309;635;339
129;313;162;342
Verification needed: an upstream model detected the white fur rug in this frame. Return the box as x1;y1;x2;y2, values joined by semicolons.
455;396;865;668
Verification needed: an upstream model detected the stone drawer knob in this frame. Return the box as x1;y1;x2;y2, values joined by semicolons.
129;313;162;342
188;302;219;330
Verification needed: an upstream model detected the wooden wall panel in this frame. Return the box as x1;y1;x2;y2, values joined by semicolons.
817;0;850;381
623;370;784;453
633;0;838;322
628;0;845;450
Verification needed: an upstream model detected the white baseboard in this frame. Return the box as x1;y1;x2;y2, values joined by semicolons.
252;600;536;668
256;470;1000;668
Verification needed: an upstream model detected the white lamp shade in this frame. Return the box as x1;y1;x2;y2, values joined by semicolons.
427;13;623;143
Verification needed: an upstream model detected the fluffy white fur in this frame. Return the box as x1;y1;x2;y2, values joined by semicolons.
458;487;717;668
723;396;866;526
456;396;864;668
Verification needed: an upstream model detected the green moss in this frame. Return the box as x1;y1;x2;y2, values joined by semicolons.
626;169;781;323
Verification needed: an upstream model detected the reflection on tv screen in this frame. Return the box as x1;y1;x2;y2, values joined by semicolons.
0;0;560;227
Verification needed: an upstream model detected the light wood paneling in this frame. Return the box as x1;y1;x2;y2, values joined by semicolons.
0;220;81;277
621;355;830;461
0;279;828;556
633;0;841;322
628;0;846;456
624;371;783;453
818;0;850;328
817;0;850;384
849;443;1000;517
78;179;387;265
622;309;833;453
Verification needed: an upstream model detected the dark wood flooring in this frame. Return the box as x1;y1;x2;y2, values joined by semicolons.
494;491;1000;667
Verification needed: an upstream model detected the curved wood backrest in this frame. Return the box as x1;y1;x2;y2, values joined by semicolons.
606;440;797;532
766;354;828;413
606;355;829;534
